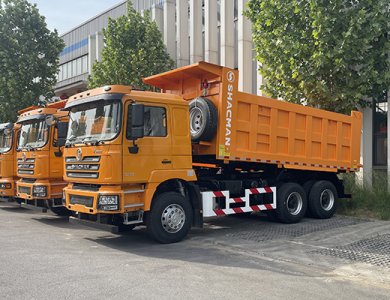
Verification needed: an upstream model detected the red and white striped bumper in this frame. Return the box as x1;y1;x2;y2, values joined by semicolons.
201;187;276;217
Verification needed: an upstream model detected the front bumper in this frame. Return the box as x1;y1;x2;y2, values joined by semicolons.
16;179;66;200
64;184;145;215
0;178;16;198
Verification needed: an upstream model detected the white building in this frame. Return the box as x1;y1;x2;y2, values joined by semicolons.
55;0;261;97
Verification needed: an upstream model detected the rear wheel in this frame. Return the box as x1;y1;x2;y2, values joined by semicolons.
303;180;315;216
308;181;337;219
146;192;192;244
276;183;307;223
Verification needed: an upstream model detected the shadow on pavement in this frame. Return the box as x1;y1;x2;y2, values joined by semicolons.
0;205;36;214
32;216;72;229
84;228;279;272
80;214;300;273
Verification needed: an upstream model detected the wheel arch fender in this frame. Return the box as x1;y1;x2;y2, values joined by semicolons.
144;177;203;228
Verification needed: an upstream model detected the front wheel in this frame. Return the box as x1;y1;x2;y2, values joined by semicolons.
276;183;307;224
146;192;192;244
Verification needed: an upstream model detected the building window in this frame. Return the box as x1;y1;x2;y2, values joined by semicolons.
82;55;88;74
57;55;89;82
373;97;388;166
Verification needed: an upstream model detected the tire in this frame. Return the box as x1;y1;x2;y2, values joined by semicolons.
189;97;217;142
146;192;192;244
303;180;315;216
308;181;338;219
47;200;71;216
276;183;307;224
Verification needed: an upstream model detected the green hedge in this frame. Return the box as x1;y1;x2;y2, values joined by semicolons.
339;172;390;220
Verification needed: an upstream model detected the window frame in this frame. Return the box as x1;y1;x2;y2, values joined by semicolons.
126;104;168;140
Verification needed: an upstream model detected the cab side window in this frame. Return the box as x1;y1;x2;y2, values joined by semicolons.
144;106;167;137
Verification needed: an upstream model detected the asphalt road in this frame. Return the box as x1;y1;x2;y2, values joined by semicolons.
0;202;389;299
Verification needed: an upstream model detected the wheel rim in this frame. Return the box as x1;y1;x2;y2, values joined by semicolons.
286;192;303;215
190;107;203;136
320;189;335;211
161;204;186;233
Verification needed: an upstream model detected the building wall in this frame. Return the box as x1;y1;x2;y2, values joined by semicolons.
54;0;262;97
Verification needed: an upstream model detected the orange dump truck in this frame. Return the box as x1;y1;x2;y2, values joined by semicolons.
0;123;19;201
16;101;70;215
65;62;362;243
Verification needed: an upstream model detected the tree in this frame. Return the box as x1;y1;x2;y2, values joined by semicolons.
0;0;65;122
88;1;174;90
246;0;390;113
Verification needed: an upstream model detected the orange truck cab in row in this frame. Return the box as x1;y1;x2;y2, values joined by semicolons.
65;62;362;243
0;123;20;201
15;101;70;216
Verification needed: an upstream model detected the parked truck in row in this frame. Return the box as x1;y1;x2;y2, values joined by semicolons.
63;62;362;243
16;101;70;215
0;123;19;201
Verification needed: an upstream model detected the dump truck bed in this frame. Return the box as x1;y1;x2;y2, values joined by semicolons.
144;62;362;173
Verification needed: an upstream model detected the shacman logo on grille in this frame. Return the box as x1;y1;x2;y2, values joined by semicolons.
76;148;83;162
21;152;26;162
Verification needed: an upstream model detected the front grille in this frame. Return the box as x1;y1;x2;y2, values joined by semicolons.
17;158;35;175
65;156;100;163
65;156;100;179
18;170;34;175
18;186;31;195
73;183;101;192
67;172;99;179
69;195;94;207
17;158;35;163
66;164;99;171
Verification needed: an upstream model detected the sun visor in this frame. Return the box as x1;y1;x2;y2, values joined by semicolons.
143;61;223;93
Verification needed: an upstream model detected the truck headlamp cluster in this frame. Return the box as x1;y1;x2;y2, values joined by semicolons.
0;183;12;189
33;185;47;197
98;195;119;211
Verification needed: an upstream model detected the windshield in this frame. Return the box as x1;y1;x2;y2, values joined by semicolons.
67;100;121;145
0;129;12;153
18;119;49;150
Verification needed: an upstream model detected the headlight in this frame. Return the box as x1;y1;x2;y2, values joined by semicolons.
98;195;119;211
33;186;47;197
0;183;12;189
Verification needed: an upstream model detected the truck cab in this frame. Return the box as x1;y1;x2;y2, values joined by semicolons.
16;101;70;215
0;123;19;201
63;85;195;236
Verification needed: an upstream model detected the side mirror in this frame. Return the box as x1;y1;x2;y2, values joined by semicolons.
3;123;13;135
55;122;68;149
45;115;56;126
57;122;68;139
127;104;145;140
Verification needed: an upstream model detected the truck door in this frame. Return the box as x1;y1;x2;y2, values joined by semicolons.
122;101;172;183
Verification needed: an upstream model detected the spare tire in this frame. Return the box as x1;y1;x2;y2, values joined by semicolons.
189;97;217;142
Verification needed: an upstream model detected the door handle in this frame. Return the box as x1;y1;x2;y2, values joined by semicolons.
161;159;172;164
